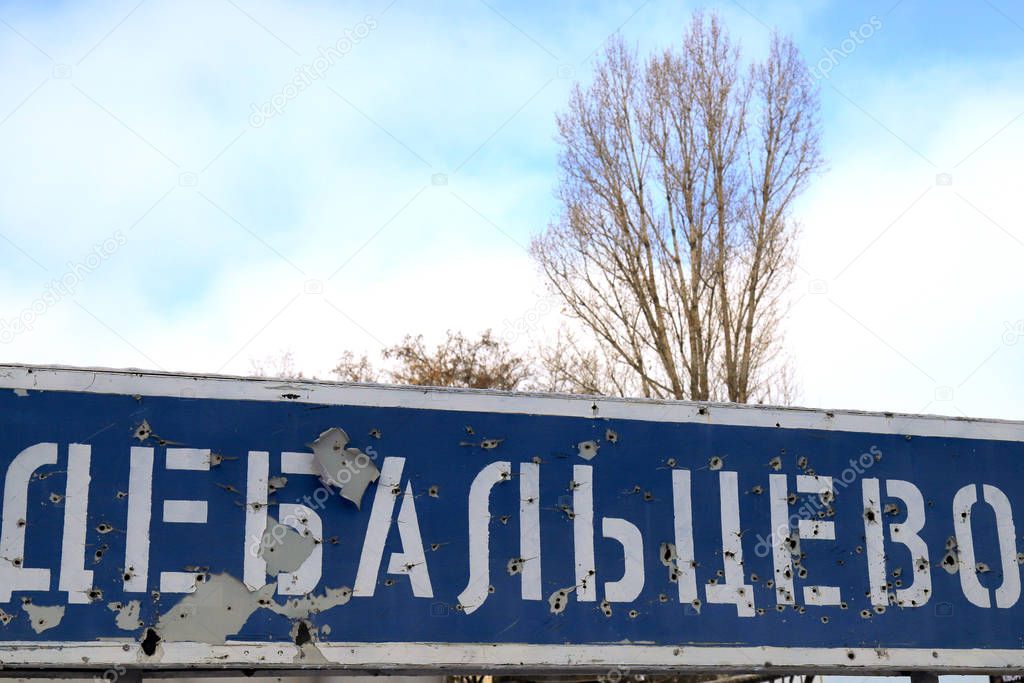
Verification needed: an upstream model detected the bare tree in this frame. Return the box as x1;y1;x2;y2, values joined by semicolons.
332;330;533;391
532;12;821;403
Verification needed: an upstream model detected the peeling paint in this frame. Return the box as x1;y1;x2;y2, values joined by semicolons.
310;427;380;508
259;515;318;576
107;600;143;630
155;573;352;645
22;603;65;634
268;476;288;492
155;575;275;644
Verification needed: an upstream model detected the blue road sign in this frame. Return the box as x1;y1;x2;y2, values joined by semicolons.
0;365;1022;674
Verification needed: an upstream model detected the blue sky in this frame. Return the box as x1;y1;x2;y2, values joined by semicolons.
1;0;1023;426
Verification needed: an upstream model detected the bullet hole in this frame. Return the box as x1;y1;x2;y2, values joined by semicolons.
507;558;524;575
942;552;959;573
698;407;708;416
293;621;312;647
605;429;618;443
840;601;848;610
548;588;573;614
819;490;834;504
141;628;160;656
798;567;808;579
665;458;677;468
498;515;511;525
0;612;12;625
465;426;475;436
821;616;829;624
708;456;723;471
766;579;774;588
749;485;763;495
976;562;990;573
16;518;25;528
708;578;718;585
210;453;225;467
643;491;654;502
600;600;612;617
12;558;22;567
49;493;63;504
134;421;152;442
855;546;863;554
329;536;340;545
715;569;724;577
93;545;108;564
577;440;599;460
369;428;382;439
428;485;440;498
847;651;856;660
88;589;102;601
151;591;160;601
892;567;902;578
783;567;792;580
430;543;441;552
775;604;785;612
797;606;806;614
750;573;759;582
946;537;958;550
757;608;765;615
661;544;675;564
787;493;797;505
96;523;114;534
481;439;503;450
628;609;639;619
864;508;877;523
532;456;542;464
488;585;495;594
115;491;128;499
797;456;808;469
658;593;668;603
768;457;782;471
860;609;871;619
1017;553;1024;565
895;580;903;588
384;579;395;587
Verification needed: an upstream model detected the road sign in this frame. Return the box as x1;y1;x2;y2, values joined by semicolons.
1;364;1023;675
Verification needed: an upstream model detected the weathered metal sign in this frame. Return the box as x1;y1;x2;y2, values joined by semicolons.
1;365;1023;674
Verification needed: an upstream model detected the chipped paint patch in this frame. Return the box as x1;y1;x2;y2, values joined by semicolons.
22;603;65;634
310;427;380;508
259;516;318;576
12;388;28;397
154;573;353;646
156;574;276;645
108;600;143;631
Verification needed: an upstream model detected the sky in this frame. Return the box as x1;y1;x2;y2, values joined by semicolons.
0;0;1023;426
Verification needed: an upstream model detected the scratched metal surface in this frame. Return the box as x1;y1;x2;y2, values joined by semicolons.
0;365;1022;672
